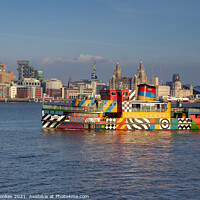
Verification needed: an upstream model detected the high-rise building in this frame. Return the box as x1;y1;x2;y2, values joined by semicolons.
38;70;46;93
17;60;38;80
0;63;13;84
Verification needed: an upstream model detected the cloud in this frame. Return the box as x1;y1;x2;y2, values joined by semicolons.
74;54;104;63
42;54;105;65
42;57;68;65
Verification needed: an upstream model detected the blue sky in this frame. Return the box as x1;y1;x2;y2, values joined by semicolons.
0;0;200;85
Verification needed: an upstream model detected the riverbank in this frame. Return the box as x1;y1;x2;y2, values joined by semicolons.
0;98;72;103
0;98;29;102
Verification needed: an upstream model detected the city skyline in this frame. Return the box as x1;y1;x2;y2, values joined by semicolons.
0;0;200;85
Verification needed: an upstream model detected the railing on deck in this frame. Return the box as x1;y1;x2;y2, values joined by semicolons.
131;108;167;112
171;108;200;112
42;105;102;113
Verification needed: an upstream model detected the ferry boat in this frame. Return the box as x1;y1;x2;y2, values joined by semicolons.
42;84;200;130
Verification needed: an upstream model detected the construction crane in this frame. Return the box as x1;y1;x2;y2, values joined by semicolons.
91;61;97;99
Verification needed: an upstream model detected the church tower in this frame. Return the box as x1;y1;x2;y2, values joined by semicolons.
136;60;149;84
68;75;73;88
109;61;123;89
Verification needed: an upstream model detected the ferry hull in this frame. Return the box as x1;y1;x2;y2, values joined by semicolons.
42;114;200;130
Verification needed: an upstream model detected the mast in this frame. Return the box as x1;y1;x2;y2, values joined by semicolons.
91;61;97;99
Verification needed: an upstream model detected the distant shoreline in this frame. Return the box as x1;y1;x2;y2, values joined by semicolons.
0;98;29;102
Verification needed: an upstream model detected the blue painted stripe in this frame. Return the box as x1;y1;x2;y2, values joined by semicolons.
138;91;156;98
105;100;117;113
77;100;85;107
87;100;95;107
99;100;107;108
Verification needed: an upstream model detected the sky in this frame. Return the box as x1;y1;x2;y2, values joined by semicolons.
0;0;200;86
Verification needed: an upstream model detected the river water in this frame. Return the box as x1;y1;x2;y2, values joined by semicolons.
0;103;200;200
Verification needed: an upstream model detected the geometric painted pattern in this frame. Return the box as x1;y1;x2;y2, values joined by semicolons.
116;124;127;129
160;118;171;129
129;90;136;100
43;113;200;130
95;124;106;129
57;123;84;129
171;118;178;129
105;124;116;130
116;118;127;129
106;118;116;123
122;101;132;112
69;116;84;122
191;119;200;130
127;118;150;130
178;118;192;129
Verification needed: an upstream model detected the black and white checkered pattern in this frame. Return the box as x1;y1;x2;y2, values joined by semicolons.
106;118;116;129
122;101;132;112
105;124;116;130
106;118;116;123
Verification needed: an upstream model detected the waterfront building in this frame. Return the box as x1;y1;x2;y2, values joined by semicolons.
46;78;63;99
16;78;42;99
18;78;41;87
64;87;92;100
151;77;159;87
17;86;42;99
0;63;14;84
66;77;108;99
10;85;17;98
17;60;46;94
171;74;193;98
0;84;10;98
109;60;149;91
156;85;170;98
38;70;46;93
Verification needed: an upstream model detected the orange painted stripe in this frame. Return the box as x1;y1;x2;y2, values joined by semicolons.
116;124;127;129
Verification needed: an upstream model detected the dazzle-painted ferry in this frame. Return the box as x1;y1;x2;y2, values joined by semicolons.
42;84;200;131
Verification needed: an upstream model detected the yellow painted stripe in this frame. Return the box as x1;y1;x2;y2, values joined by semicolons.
81;100;90;107
117;118;123;123
102;100;113;112
120;124;126;129
111;104;117;112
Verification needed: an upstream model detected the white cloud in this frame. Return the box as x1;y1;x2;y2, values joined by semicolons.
42;57;68;65
42;54;105;65
74;54;104;62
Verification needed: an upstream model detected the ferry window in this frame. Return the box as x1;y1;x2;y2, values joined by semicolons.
106;91;110;95
136;104;140;108
162;104;167;109
111;92;116;96
123;92;128;96
132;104;137;108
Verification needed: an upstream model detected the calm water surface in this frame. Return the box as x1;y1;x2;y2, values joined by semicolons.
0;103;200;200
